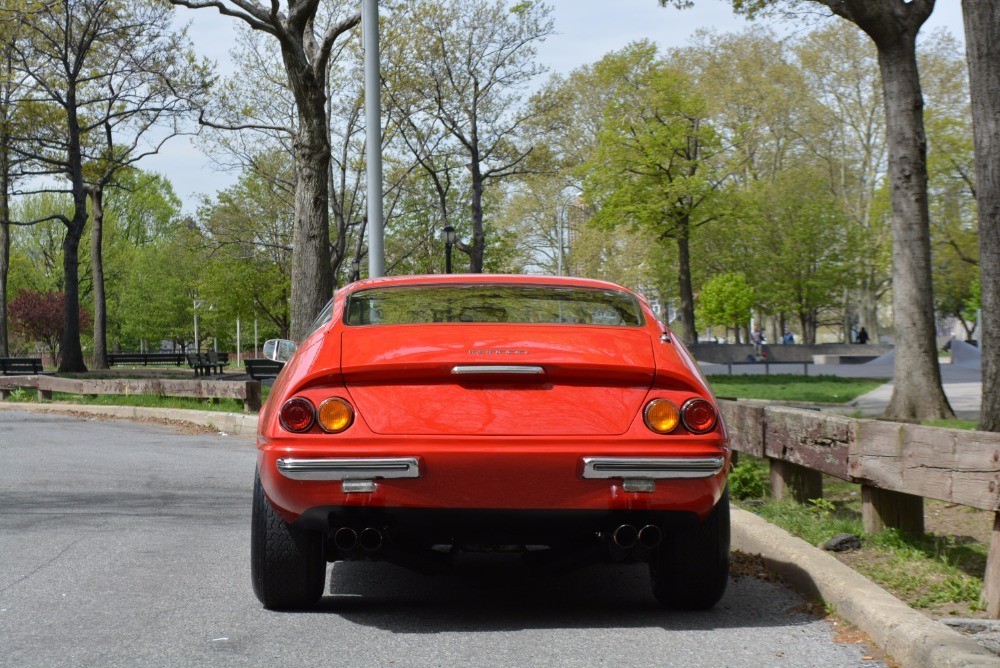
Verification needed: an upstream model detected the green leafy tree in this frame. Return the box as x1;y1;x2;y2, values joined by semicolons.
6;0;207;372
169;0;360;340
583;43;731;343
696;273;755;337
662;0;952;420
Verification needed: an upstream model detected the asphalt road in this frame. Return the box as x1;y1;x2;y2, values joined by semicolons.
0;409;883;667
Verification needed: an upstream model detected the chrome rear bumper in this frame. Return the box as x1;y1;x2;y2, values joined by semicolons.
581;456;725;479
276;457;421;481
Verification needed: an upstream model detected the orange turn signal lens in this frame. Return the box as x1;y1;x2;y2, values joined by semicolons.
644;399;680;434
317;397;354;433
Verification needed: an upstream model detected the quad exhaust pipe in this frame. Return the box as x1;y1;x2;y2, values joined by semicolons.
609;523;662;558
638;524;662;549
334;526;385;557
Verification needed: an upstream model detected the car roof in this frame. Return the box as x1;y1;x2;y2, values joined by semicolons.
343;274;636;294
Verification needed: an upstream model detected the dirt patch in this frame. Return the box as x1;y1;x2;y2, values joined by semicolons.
925;500;993;546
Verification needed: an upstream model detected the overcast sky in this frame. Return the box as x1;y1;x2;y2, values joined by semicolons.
145;0;967;214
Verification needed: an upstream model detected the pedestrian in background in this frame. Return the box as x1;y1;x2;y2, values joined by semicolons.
752;327;765;358
782;327;795;344
857;327;870;345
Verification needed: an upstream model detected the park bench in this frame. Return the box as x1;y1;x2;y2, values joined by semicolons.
186;352;212;377
207;351;229;374
244;358;284;381
0;357;44;375
107;352;185;366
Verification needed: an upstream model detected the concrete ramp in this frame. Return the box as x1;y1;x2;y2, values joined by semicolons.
864;348;895;367
951;339;983;369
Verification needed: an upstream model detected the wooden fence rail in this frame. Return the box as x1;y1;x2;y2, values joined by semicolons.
0;375;262;412
718;400;1000;617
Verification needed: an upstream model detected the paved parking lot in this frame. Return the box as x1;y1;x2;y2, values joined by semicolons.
0;410;882;667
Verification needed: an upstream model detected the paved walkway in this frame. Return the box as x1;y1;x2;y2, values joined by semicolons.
699;359;982;421
848;380;982;420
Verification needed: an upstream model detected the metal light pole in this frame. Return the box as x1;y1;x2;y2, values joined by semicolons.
363;0;385;278
193;299;203;352
442;225;457;274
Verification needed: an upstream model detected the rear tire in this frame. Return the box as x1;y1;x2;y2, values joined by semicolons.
650;488;730;610
251;469;325;609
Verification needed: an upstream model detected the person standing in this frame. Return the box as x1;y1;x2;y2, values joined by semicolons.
752;327;766;358
782;327;795;344
857;327;870;345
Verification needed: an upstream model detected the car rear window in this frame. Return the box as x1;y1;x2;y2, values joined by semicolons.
344;284;644;326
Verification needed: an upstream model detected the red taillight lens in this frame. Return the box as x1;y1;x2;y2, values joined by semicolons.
279;397;315;433
681;398;717;434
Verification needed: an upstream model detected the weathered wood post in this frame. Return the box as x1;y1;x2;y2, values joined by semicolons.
861;486;924;534
770;460;823;502
983;513;1000;617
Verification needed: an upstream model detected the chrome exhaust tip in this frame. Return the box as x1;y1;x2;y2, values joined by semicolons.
360;527;383;552
612;524;638;549
638;524;662;549
334;527;358;552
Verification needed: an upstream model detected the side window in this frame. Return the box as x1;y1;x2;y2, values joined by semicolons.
301;298;335;342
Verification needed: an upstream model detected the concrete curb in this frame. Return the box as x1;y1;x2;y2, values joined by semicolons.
733;508;1000;667
0;401;259;437
3;402;997;665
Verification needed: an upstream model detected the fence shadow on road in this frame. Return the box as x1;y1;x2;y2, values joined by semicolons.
306;554;821;633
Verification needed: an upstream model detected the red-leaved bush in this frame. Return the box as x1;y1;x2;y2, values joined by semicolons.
8;290;92;363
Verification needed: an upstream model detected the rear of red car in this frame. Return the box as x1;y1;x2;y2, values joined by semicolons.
252;276;730;610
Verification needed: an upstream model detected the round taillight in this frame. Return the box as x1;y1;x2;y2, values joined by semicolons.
681;398;717;434
317;397;354;433
644;399;680;434
279;397;315;433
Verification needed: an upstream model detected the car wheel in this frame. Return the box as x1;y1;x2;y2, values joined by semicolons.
650;487;730;610
251;469;325;610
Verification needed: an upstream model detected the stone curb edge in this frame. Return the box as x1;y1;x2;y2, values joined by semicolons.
3;402;996;665
733;508;999;667
0;401;259;437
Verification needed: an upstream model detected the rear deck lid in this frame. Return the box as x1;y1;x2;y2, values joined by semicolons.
339;283;654;436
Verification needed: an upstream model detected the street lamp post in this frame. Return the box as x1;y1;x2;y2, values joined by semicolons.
442;225;457;274
193;298;204;352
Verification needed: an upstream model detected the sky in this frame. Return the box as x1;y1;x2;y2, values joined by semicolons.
145;0;967;214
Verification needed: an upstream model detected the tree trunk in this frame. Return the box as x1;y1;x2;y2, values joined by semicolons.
288;100;333;341
89;187;108;369
877;37;953;420
469;151;485;273
59;216;87;372
59;88;87;373
676;218;697;344
963;0;1000;431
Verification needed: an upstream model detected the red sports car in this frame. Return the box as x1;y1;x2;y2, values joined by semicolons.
252;274;730;610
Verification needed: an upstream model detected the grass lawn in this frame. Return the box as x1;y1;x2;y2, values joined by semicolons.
706;374;886;403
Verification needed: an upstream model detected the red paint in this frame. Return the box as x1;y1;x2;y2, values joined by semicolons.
258;275;729;522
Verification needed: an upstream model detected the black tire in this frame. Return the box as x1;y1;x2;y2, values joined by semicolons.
650;487;730;610
251;469;325;610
